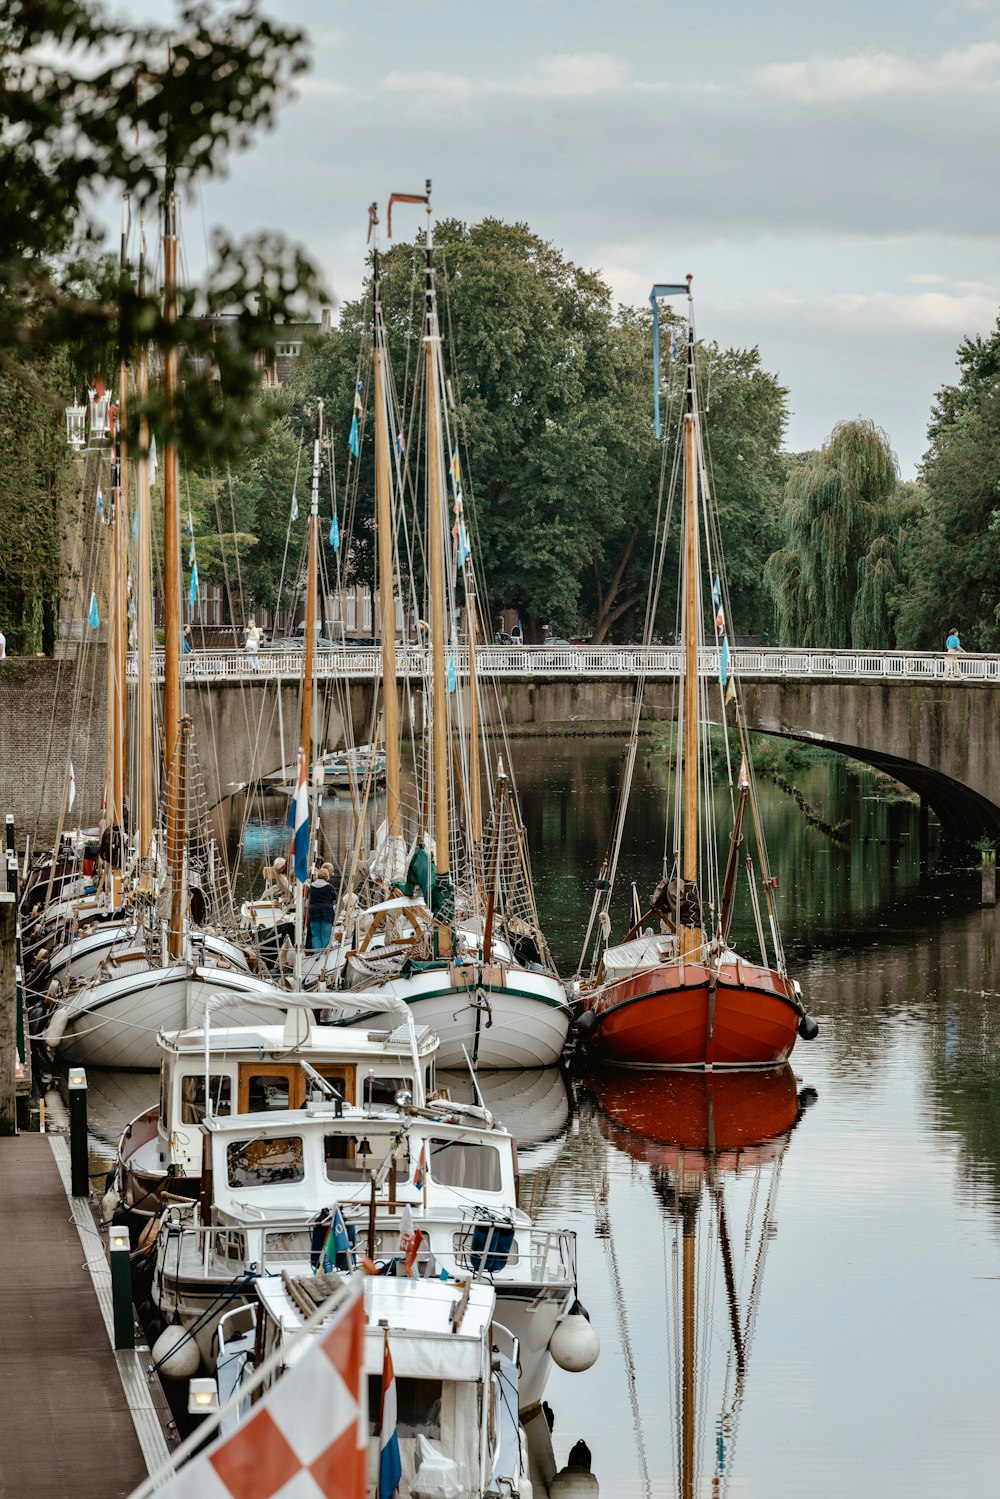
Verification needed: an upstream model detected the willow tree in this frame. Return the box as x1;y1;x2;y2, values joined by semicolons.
766;419;901;647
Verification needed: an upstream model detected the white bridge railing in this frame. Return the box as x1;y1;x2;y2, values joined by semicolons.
131;645;1000;685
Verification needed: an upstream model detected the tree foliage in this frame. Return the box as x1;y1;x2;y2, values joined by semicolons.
893;323;1000;649
766;419;902;647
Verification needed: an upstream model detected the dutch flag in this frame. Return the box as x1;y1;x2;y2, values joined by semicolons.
287;746;310;883
378;1333;402;1499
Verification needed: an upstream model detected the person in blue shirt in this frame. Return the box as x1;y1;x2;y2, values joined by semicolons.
945;626;963;675
182;624;193;654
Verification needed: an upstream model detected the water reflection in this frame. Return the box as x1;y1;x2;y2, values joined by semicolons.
574;1068;813;1499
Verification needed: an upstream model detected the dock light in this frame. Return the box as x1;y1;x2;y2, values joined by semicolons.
68;1067;87;1090
188;1378;220;1416
108;1224;130;1253
68;1067;89;1198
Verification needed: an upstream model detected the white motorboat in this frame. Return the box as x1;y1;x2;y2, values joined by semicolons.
115;1013;440;1218
214;1272;531;1498
149;1046;597;1413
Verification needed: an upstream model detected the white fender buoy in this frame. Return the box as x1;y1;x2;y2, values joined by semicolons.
43;1008;69;1047
152;1323;201;1380
548;1311;600;1373
101;1186;120;1221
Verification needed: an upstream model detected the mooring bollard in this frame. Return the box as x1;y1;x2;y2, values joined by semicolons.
108;1223;135;1349
68;1066;89;1197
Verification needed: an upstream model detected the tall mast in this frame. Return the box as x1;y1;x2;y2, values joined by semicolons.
680;285;701;961
163;167;184;959
464;548;483;847
135;211;155;881
423;196;451;908
300;401;322;764
372;239;402;844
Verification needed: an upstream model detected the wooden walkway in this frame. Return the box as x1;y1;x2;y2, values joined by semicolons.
0;1134;156;1497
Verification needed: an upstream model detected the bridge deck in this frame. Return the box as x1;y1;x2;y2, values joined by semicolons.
133;643;1000;685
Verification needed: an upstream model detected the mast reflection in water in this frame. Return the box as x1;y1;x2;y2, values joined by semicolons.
579;1069;816;1498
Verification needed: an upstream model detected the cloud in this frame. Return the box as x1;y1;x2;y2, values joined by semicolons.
380;51;627;101
760;41;1000;102
761;287;998;333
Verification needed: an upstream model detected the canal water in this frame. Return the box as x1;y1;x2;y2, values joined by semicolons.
82;735;1000;1497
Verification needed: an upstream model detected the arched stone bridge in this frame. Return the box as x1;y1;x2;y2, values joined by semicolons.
155;646;1000;841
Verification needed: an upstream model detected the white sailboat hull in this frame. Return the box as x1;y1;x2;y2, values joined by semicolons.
56;966;290;1070
330;967;570;1068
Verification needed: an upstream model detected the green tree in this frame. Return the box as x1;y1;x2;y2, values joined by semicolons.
894;324;1000;649
766;419;901;647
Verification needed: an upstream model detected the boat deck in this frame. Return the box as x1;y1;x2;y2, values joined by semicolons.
0;1133;162;1497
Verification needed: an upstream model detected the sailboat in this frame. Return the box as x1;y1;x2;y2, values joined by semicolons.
583;1066;815;1498
576;278;818;1068
42;174;291;1068
330;191;570;1069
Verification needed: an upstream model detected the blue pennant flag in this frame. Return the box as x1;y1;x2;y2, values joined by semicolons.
290;488;299;523
396;432;405;456
447;655;457;694
132;507;138;541
456;519;470;571
348;413;360;458
287;748;310;882
95;485;104;519
720;634;731;689
189;559;198;612
320;1205;354;1274
329;511;340;551
88;591;100;630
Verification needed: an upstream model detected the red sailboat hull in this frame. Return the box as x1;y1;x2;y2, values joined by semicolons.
583;958;800;1068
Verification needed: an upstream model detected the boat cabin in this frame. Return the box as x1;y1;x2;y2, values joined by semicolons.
154;1020;438;1179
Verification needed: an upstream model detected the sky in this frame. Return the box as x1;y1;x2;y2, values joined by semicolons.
172;0;1000;476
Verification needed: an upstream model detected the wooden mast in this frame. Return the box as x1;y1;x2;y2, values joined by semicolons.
424;206;451;940
135;213;155;882
162;168;184;959
372;246;402;844
465;574;483;848
300;401;322;766
680;291;701;962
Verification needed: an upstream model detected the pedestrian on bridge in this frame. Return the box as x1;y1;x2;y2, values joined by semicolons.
945;626;964;675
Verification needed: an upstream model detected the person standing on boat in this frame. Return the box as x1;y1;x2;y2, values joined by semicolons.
306;862;335;951
945;626;964;676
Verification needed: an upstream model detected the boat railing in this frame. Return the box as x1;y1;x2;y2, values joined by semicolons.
133;645;1000;685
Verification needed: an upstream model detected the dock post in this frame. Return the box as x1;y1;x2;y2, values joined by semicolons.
108;1224;136;1349
5;812;14;854
68;1066;89;1196
0;892;15;1135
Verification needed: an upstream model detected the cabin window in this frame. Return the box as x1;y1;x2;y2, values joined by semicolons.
428;1137;501;1191
180;1072;232;1124
324;1133;391;1182
314;1067;355;1105
226;1135;305;1188
243;1070;293;1113
367;1376;442;1439
358;1074;405;1108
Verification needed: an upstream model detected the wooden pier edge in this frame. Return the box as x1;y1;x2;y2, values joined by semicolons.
47;1134;174;1475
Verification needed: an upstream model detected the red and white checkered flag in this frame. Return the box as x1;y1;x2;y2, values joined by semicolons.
132;1279;366;1499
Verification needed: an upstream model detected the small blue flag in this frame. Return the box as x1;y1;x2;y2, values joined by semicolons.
456;520;470;571
95;486;104;518
132;507;138;540
320;1205;353;1274
329;512;340;551
720;634;730;689
447;655;457;693
189;559;198;612
348;413;360;458
712;575;722;609
88;591;100;630
396;432;405;456
290;488;299;523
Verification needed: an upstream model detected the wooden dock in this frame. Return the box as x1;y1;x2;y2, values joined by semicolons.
0;1133;171;1497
